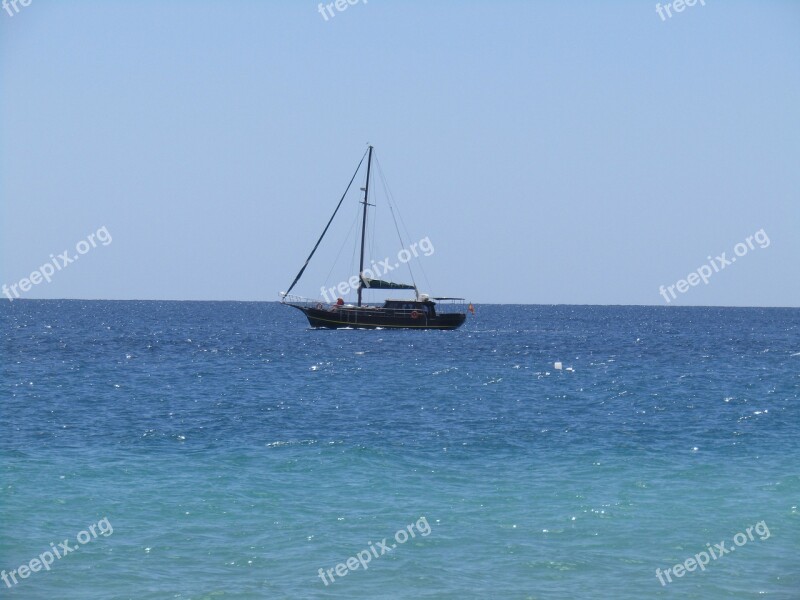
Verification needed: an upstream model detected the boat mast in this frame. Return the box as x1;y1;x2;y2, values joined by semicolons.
357;145;373;307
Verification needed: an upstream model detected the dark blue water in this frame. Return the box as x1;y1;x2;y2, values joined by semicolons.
2;301;799;598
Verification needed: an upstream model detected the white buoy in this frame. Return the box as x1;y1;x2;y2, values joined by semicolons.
554;362;563;370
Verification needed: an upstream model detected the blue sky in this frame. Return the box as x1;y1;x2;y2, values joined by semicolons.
1;0;798;305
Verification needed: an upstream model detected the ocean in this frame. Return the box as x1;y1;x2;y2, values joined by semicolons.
2;301;798;599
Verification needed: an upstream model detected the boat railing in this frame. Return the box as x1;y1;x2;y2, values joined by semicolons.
280;294;321;307
281;294;468;316
431;298;468;314
383;301;467;317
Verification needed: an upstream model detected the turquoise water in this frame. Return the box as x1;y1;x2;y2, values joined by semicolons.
2;301;799;599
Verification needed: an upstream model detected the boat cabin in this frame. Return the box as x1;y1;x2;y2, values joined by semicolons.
382;299;437;317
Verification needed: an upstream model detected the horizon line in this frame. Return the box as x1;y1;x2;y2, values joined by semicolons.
2;298;798;309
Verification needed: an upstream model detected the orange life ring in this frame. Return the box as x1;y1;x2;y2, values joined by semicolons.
411;310;421;319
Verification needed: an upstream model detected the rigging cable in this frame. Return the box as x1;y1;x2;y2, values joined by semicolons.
323;205;361;298
374;153;428;295
283;148;369;297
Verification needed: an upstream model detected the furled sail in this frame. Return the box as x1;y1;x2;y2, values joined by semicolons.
360;277;416;290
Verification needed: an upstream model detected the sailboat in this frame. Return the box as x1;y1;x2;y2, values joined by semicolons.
281;146;469;330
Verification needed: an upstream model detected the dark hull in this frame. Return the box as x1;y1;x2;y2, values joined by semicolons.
288;305;466;330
